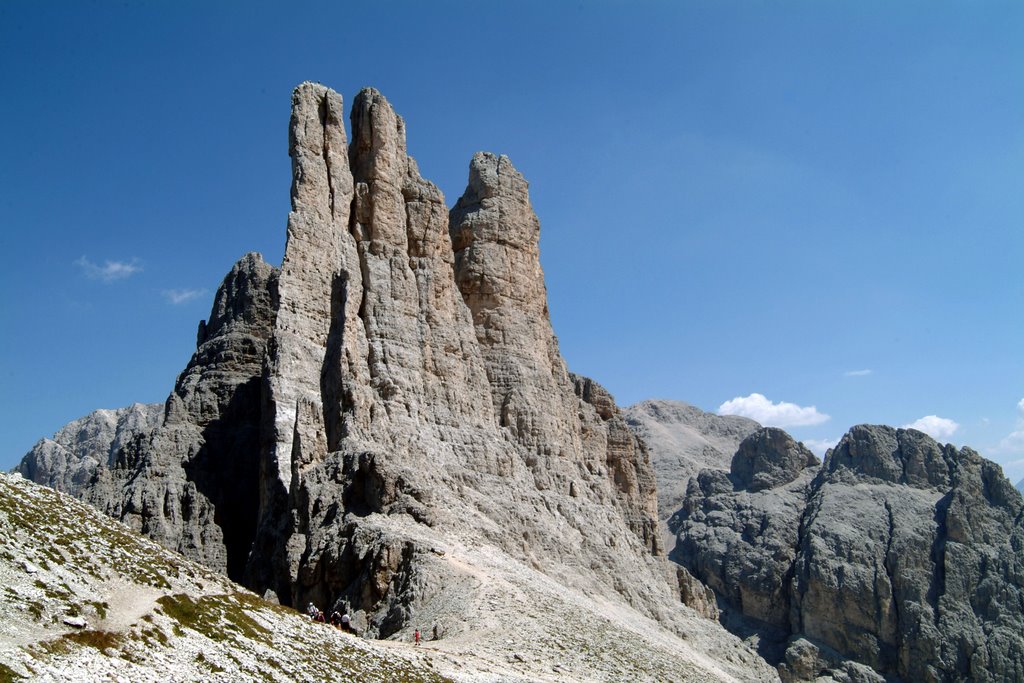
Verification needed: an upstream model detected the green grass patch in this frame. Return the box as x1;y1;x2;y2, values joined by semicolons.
0;661;25;682
156;593;270;644
63;629;123;652
93;600;109;620
195;652;225;673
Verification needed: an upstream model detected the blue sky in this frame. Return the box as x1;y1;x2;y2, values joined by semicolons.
2;1;1022;480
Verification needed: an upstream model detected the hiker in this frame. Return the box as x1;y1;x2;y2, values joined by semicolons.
307;602;324;623
330;610;343;628
414;628;421;646
341;612;355;634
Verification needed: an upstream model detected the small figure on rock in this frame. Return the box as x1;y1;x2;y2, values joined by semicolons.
307;602;324;623
414;628;421;646
341;612;355;634
330;610;343;628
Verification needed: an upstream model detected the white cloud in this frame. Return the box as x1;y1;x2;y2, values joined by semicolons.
992;398;1024;454
902;415;959;441
844;369;873;377
997;430;1024;454
802;438;838;457
718;393;830;427
163;288;208;305
76;256;142;282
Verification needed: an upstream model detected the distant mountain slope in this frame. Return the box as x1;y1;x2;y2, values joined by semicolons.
624;399;759;524
17;403;162;494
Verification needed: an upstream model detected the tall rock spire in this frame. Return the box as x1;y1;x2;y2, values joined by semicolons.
23;83;669;640
450;152;577;459
451;152;660;553
263;82;357;490
346;88;495;438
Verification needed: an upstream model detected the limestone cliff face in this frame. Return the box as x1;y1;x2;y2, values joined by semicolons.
673;424;1024;682
450;151;659;554
19;83;667;640
246;85;664;632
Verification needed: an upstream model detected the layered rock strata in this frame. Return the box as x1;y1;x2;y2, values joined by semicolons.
19;83;676;643
672;424;1024;682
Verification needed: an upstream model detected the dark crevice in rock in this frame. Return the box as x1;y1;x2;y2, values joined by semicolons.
182;375;263;583
784;480;817;640
321;272;349;451
929;490;952;627
881;499;900;672
789;483;820;637
318;96;336;217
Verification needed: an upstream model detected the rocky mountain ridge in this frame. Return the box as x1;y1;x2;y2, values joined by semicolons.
673;423;1024;682
18;403;162;495
623;399;759;521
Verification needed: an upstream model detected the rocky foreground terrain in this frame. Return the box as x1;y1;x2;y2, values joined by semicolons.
0;472;449;682
0;472;771;682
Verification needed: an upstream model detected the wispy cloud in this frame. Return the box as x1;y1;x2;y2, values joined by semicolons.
802;437;838;457
843;369;873;377
993;398;1024;454
163;288;208;305
997;430;1024;454
718;393;830;427
75;256;142;282
902;415;959;441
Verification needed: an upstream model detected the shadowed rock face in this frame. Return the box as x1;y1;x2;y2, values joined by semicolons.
673;424;1024;682
18;83;667;640
17;253;278;578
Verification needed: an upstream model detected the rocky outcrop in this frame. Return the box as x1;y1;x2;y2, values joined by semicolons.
672;427;816;635
731;427;818;492
624;399;759;525
18;84;681;649
249;88;666;632
17;403;161;493
21;252;278;579
672;424;1024;682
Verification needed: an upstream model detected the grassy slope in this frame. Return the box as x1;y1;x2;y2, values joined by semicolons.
0;473;452;683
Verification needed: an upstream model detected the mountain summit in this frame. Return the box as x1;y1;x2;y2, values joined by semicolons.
16;83;774;680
